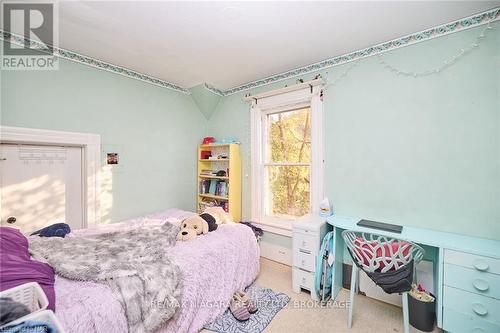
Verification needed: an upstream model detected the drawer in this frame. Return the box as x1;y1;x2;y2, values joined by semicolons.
293;267;315;291
444;264;500;300
445;249;500;276
293;232;318;254
444;286;500;325
294;250;316;272
443;307;500;333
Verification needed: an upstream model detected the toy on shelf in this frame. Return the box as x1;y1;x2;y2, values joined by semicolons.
202;137;215;145
200;150;212;159
214;137;240;145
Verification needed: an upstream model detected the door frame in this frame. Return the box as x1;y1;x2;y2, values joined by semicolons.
1;126;101;227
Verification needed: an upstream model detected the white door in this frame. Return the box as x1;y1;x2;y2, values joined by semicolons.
0;144;84;234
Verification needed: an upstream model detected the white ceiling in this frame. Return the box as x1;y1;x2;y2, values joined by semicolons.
53;1;500;89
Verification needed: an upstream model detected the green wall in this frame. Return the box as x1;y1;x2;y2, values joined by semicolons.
1;56;207;224
207;22;500;243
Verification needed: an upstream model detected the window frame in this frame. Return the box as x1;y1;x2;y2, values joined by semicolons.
262;106;312;221
250;86;324;234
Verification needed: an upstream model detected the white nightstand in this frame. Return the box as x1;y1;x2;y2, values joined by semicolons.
292;216;328;300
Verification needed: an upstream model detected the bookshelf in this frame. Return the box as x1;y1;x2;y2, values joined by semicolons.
197;143;241;222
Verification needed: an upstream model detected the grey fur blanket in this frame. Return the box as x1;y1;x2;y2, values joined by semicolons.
29;222;182;333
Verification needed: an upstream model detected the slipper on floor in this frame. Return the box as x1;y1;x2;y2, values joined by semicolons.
236;291;258;314
229;294;250;321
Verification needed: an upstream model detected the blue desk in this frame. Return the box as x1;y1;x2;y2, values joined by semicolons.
327;215;500;332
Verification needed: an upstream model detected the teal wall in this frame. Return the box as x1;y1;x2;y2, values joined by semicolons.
1;23;498;242
208;22;500;243
1;56;207;224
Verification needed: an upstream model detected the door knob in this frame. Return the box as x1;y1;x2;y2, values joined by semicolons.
6;216;17;224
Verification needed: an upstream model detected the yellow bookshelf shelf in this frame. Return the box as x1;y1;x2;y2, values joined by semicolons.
199;175;229;180
197;143;241;222
199;144;232;148
198;193;229;201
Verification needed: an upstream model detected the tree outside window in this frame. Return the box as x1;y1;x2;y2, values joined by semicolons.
265;107;311;218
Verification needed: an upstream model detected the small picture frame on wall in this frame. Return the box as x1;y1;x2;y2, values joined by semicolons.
102;144;124;172
107;153;119;165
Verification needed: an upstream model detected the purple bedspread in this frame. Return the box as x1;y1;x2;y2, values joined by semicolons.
47;209;260;333
0;227;56;311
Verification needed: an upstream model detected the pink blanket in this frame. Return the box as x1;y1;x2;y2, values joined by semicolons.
53;209;260;333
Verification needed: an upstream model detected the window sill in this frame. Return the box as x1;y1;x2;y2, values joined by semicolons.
251;220;293;237
252;214;324;237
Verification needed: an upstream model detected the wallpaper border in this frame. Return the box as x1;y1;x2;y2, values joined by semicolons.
222;7;500;95
0;30;189;94
1;7;498;95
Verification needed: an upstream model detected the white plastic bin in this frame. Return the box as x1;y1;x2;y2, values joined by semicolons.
0;282;48;313
0;282;64;332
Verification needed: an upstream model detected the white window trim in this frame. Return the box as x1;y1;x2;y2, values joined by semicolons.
250;86;324;235
0;126;101;227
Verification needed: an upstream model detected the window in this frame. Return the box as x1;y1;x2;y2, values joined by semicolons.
251;85;324;231
264;107;311;219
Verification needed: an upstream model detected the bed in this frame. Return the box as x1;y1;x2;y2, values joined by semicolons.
49;209;260;333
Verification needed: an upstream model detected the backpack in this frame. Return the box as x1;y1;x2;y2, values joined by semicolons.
315;231;335;301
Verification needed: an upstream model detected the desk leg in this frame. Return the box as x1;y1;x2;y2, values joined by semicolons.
436;247;444;329
331;226;344;300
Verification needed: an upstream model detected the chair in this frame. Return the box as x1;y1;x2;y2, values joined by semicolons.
342;230;425;333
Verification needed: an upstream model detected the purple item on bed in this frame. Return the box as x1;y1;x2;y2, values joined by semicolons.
0;227;30;260
0;227;56;311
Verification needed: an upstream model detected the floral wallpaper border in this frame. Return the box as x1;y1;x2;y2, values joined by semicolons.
1;7;498;96
222;7;500;96
203;83;224;96
0;30;188;94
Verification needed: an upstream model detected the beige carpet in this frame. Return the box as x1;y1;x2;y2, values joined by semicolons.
202;258;441;333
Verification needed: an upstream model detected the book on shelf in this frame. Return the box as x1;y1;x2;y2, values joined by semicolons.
200;169;213;176
199;180;206;194
198;179;228;198
218;182;227;197
208;179;217;195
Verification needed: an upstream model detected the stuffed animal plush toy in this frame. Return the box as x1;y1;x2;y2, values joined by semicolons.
199;213;218;232
177;210;229;241
203;207;233;224
177;216;209;241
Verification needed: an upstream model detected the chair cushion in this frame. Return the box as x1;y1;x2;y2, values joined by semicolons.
353;237;411;271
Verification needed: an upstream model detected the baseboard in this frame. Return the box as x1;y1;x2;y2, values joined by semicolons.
259;241;292;266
